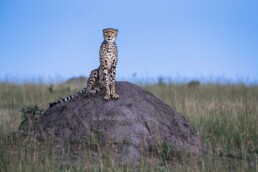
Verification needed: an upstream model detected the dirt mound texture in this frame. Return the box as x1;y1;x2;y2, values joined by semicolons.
19;81;202;165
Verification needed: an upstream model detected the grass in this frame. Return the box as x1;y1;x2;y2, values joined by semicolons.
0;80;258;171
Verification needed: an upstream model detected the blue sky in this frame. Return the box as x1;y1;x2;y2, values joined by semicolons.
0;0;258;83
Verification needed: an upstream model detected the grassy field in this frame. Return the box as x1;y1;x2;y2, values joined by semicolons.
0;79;257;171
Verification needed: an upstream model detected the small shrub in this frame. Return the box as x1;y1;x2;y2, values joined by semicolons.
48;85;53;93
188;80;200;88
20;105;43;120
19;105;43;133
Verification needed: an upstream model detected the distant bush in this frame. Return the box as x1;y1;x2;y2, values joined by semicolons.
48;84;53;93
158;77;165;85
188;80;200;88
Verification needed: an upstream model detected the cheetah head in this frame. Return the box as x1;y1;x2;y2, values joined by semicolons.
103;28;118;43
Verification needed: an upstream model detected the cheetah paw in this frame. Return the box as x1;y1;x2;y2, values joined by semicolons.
104;95;110;101
111;94;119;100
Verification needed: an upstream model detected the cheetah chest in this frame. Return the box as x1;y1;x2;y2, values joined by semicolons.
105;55;114;70
104;48;116;70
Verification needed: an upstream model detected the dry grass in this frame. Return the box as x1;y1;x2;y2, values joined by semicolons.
0;80;257;171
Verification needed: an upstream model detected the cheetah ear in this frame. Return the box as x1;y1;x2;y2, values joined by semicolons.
115;29;119;33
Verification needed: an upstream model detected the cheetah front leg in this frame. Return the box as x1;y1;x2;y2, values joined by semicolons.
103;69;111;101
110;61;119;100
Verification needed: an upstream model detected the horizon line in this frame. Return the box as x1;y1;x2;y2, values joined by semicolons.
0;75;257;85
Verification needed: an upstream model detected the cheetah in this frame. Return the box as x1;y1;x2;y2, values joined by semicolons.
49;28;119;108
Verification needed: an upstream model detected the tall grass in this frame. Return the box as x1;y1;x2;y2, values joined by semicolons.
0;81;257;171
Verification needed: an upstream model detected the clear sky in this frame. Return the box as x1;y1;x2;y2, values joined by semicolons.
0;0;258;83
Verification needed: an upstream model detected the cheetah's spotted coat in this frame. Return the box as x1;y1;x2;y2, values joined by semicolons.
49;28;119;108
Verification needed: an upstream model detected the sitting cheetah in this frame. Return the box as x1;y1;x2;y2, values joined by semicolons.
49;28;119;108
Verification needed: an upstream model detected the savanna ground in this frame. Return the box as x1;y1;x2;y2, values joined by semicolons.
0;78;257;171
